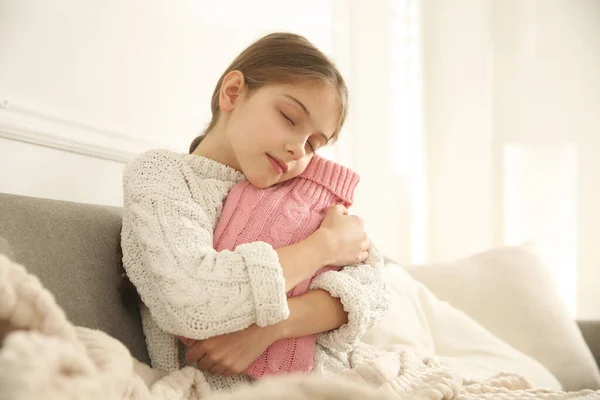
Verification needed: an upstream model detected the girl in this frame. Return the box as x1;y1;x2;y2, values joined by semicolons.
121;32;389;393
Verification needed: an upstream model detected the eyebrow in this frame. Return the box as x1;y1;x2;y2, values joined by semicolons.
284;94;332;144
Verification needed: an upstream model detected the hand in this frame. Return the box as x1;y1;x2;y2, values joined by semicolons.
317;204;370;267
180;324;281;377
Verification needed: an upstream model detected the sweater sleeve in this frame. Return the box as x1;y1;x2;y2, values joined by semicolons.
121;151;289;340
309;243;390;352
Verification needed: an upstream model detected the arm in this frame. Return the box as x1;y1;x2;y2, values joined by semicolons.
308;243;390;352
276;230;331;292
273;289;349;340
121;151;325;340
182;289;349;375
267;244;389;346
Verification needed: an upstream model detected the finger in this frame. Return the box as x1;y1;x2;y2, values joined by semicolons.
328;204;348;215
349;215;363;226
185;344;206;364
362;238;371;251
359;251;369;262
196;355;216;372
209;363;228;376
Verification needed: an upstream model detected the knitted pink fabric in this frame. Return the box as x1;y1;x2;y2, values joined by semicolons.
213;155;359;378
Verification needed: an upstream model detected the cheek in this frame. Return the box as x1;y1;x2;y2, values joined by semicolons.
236;110;280;148
287;156;313;178
258;112;283;139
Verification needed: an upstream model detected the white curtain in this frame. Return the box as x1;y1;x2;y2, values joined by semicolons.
334;0;599;319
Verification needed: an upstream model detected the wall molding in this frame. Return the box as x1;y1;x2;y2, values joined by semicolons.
0;119;135;163
0;99;167;163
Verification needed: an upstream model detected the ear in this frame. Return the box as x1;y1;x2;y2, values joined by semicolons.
219;70;246;112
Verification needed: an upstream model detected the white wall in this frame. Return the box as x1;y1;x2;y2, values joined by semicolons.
0;0;415;264
0;137;125;206
0;0;335;206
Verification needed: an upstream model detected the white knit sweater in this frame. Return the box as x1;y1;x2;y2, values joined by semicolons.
121;149;390;392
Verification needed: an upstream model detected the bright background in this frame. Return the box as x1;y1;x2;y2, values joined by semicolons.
1;0;598;318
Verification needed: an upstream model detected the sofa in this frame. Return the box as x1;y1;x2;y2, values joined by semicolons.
1;192;599;391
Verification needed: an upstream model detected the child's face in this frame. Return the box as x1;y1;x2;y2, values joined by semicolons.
226;82;339;188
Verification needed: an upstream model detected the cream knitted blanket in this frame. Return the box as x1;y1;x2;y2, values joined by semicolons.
1;254;598;400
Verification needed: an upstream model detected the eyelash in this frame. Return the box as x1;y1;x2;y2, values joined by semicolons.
280;111;295;126
280;111;317;153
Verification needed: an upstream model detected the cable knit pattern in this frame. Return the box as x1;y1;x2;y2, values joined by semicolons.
211;155;359;378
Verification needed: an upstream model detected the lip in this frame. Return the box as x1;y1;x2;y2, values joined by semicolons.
267;154;288;174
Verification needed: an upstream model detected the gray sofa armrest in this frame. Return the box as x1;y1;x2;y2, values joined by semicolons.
578;320;600;368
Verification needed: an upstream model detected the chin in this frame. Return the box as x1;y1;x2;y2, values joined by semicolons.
245;173;276;189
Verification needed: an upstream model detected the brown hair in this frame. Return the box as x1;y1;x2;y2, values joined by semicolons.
189;32;348;153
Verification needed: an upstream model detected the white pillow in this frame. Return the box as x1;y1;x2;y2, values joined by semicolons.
362;265;561;390
403;245;600;391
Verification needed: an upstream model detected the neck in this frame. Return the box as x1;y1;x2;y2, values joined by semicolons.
192;119;241;171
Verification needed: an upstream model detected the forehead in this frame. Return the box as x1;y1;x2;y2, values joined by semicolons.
262;83;341;137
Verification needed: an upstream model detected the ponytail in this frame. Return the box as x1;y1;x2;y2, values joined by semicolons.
188;135;205;153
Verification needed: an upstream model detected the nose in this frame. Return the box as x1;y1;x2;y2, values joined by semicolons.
285;139;306;160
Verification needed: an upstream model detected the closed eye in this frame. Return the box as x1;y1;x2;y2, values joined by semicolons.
280;111;295;126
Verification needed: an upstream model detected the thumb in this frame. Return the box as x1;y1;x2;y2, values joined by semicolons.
328;204;348;215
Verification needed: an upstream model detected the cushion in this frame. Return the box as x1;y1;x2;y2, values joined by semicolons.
579;321;600;368
362;265;561;389
0;236;15;261
404;245;600;391
0;193;150;365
